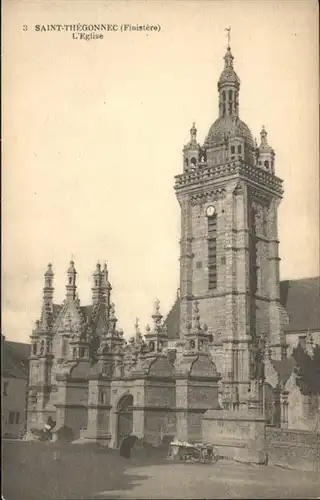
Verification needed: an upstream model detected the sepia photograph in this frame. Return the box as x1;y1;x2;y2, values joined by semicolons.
2;0;320;498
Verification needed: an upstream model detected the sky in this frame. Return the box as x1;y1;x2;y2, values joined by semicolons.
3;0;319;343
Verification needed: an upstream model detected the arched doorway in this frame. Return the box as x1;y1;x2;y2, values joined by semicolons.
116;394;133;447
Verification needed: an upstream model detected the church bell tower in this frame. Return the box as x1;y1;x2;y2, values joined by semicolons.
174;37;285;404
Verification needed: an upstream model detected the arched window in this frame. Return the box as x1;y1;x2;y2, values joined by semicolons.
95;279;98;286
190;157;197;166
231;146;235;154
48;279;52;287
222;91;226;101
79;347;85;358
229;90;232;100
69;277;72;285
264;160;269;169
185;158;189;166
32;343;37;355
222;104;226;116
237;145;242;154
149;341;155;352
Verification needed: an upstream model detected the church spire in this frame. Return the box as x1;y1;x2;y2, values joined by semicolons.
256;125;275;173
218;29;240;119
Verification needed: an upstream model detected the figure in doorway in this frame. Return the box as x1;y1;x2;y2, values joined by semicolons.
119;433;137;459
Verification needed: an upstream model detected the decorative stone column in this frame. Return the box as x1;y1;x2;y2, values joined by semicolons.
55;375;68;430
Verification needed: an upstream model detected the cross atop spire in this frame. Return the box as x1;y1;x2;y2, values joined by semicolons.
225;26;231;49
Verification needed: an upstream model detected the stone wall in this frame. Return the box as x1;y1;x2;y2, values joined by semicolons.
265;426;320;472
202;408;267;464
144;410;175;446
63;407;88;439
144;377;176;446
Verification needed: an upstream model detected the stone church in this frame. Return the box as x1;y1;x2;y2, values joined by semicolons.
26;42;320;446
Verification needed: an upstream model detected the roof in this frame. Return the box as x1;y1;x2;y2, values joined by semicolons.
204;116;254;149
52;304;93;321
280;277;320;332
2;340;30;379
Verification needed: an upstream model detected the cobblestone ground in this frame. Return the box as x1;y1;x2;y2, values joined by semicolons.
3;442;319;500
95;460;320;499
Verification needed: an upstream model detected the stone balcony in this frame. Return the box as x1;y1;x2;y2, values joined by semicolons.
174;160;283;197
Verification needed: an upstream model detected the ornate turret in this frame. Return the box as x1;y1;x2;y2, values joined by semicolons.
105;303;123;350
218;45;240;118
144;299;168;354
256;125;275;173
30;264;55;360
183;122;201;172
184;300;210;353
66;260;77;301
202;33;255;166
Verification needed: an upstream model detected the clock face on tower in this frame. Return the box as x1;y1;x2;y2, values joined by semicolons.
206;205;216;217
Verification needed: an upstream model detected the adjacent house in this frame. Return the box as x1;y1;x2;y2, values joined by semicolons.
2;334;30;438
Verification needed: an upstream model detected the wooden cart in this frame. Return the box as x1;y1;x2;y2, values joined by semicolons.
168;440;215;463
